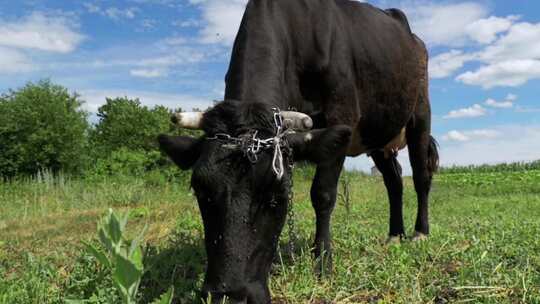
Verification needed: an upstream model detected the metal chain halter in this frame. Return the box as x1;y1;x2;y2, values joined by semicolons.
207;108;292;180
207;108;298;258
286;148;297;260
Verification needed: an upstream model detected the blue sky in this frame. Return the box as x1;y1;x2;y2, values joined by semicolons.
1;0;539;172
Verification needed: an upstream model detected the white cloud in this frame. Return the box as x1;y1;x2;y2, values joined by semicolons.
83;3;101;13
0;47;33;74
135;50;206;67
105;7;138;20
403;2;488;47
141;19;157;30
465;15;519;44
484;94;517;108
189;0;208;5
438;125;540;167
478;22;540;62
443;130;469;142
443;129;501;142
130;68;167;78
194;0;248;46
456;59;540;88
394;3;540;87
444;104;487;119
162;36;188;46
506;93;518;101
485;99;512;108
429;50;476;79
172;18;201;28
129;0;181;6
455;22;540;88
80;89;213;113
84;3;139;20
399;1;519;47
0;12;84;53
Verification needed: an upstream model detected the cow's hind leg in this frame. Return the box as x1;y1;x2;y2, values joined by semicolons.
310;155;345;276
406;112;439;240
371;151;405;242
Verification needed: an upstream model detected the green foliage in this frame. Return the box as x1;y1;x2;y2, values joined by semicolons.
0;253;62;304
0;80;89;178
0;80;204;179
150;287;174;304
88;149;162;177
90;97;171;155
63;254;120;304
81;209;173;304
87;97;196;178
83;209;145;304
2;166;540;303
437;169;540;195
440;160;540;174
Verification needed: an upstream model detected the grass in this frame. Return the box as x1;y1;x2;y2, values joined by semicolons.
1;167;539;303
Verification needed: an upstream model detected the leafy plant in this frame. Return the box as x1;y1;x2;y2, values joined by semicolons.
78;209;173;304
90;98;172;155
0;80;89;178
87;149;162;177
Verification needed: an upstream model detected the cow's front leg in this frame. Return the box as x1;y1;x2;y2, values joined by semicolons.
310;155;345;276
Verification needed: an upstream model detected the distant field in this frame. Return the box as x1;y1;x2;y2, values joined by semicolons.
1;166;539;303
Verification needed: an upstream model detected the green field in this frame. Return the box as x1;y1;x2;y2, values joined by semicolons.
1;167;540;303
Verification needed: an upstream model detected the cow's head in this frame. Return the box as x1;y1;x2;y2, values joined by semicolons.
158;100;351;304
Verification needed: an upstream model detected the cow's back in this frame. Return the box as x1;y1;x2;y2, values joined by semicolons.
321;1;427;150
226;0;428;151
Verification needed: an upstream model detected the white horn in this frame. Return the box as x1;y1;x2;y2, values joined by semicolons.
281;111;313;131
172;112;204;129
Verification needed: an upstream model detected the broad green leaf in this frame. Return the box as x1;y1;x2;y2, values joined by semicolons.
119;211;129;232
128;282;140;301
129;223;147;258
108;211;123;244
151;287;174;304
113;254;143;290
83;241;111;269
98;228;113;252
129;246;144;271
114;280;130;304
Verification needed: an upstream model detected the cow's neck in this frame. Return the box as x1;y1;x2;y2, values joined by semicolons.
225;44;287;109
224;3;290;110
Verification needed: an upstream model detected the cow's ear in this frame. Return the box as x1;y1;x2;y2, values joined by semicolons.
158;135;201;170
287;125;352;164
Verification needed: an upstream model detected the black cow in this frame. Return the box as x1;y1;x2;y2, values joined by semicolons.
159;1;439;303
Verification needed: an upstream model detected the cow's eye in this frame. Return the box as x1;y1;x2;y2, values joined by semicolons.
196;193;217;207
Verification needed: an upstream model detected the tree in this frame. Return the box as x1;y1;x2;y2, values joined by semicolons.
0;80;89;177
87;98;201;176
90;97;172;154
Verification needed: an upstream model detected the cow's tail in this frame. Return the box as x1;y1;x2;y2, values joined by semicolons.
427;136;440;174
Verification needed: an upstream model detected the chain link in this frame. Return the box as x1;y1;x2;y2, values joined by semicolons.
286;146;297;260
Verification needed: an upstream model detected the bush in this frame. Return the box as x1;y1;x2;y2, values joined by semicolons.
88;149;162;177
0;80;89;178
87;97;202;178
90;98;172;155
